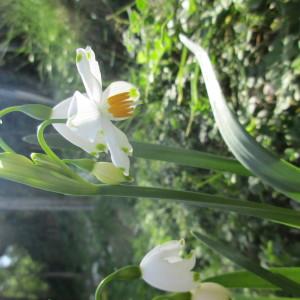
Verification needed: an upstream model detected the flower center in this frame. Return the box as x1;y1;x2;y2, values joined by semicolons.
107;92;134;118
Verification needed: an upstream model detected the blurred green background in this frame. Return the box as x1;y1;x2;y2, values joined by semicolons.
0;0;299;299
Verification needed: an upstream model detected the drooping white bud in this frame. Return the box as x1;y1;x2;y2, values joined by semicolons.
140;240;198;292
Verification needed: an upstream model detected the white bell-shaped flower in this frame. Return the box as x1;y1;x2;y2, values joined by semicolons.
140;240;198;292
191;283;231;300
51;46;139;175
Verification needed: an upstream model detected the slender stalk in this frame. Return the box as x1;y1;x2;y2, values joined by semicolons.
37;119;87;182
0;106;21;119
105;1;135;20
95;265;141;300
95;272;116;300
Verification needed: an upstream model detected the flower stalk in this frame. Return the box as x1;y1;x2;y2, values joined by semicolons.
95;265;141;300
0;104;52;121
37;119;88;182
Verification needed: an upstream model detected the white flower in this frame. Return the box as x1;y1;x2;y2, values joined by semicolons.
51;46;139;175
140;240;198;292
191;283;231;300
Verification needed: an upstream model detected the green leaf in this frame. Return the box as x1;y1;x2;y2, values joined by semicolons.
23;134;251;176
129;10;141;33
192;231;300;296
0;104;52;121
204;268;300;289
235;297;300;300
97;185;300;229
180;35;300;202
136;0;149;13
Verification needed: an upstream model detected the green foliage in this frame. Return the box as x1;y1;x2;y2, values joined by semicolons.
0;0;81;96
119;0;300;297
0;246;48;299
192;231;300;296
205;267;300;289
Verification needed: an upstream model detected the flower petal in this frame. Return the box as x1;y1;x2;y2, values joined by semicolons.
141;260;197;292
67;91;101;143
140;240;183;267
100;116;132;175
165;251;196;271
52;97;105;153
76;46;102;103
101;81;140;120
140;240;197;292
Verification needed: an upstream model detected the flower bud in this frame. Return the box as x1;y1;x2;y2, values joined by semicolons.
191;283;231;300
92;162;129;184
140;240;198;292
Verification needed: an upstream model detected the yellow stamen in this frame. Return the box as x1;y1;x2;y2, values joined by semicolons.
108;92;130;105
107;92;134;118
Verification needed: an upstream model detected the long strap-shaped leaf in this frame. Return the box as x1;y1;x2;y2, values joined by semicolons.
234;297;300;300
204;267;300;289
97;185;300;229
1;152;300;228
23;134;251;176
132;141;251;176
192;231;300;296
179;34;300;202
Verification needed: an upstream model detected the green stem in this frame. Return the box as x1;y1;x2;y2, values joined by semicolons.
0;137;15;152
95;265;141;300
0;106;21;119
105;1;135;20
37;119;87;182
197;173;222;189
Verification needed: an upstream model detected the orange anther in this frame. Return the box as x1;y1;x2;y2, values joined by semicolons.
107;92;130;105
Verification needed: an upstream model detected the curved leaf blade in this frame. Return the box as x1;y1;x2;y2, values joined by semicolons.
204;268;300;289
236;297;300;300
180;34;300;202
192;231;300;296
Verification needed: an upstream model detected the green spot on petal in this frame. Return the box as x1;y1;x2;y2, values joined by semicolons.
86;51;91;60
96;144;107;152
129;87;139;99
122;147;130;154
76;52;83;63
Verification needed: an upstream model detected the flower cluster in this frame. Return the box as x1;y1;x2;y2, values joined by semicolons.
96;240;231;300
52;46;139;177
140;240;231;300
